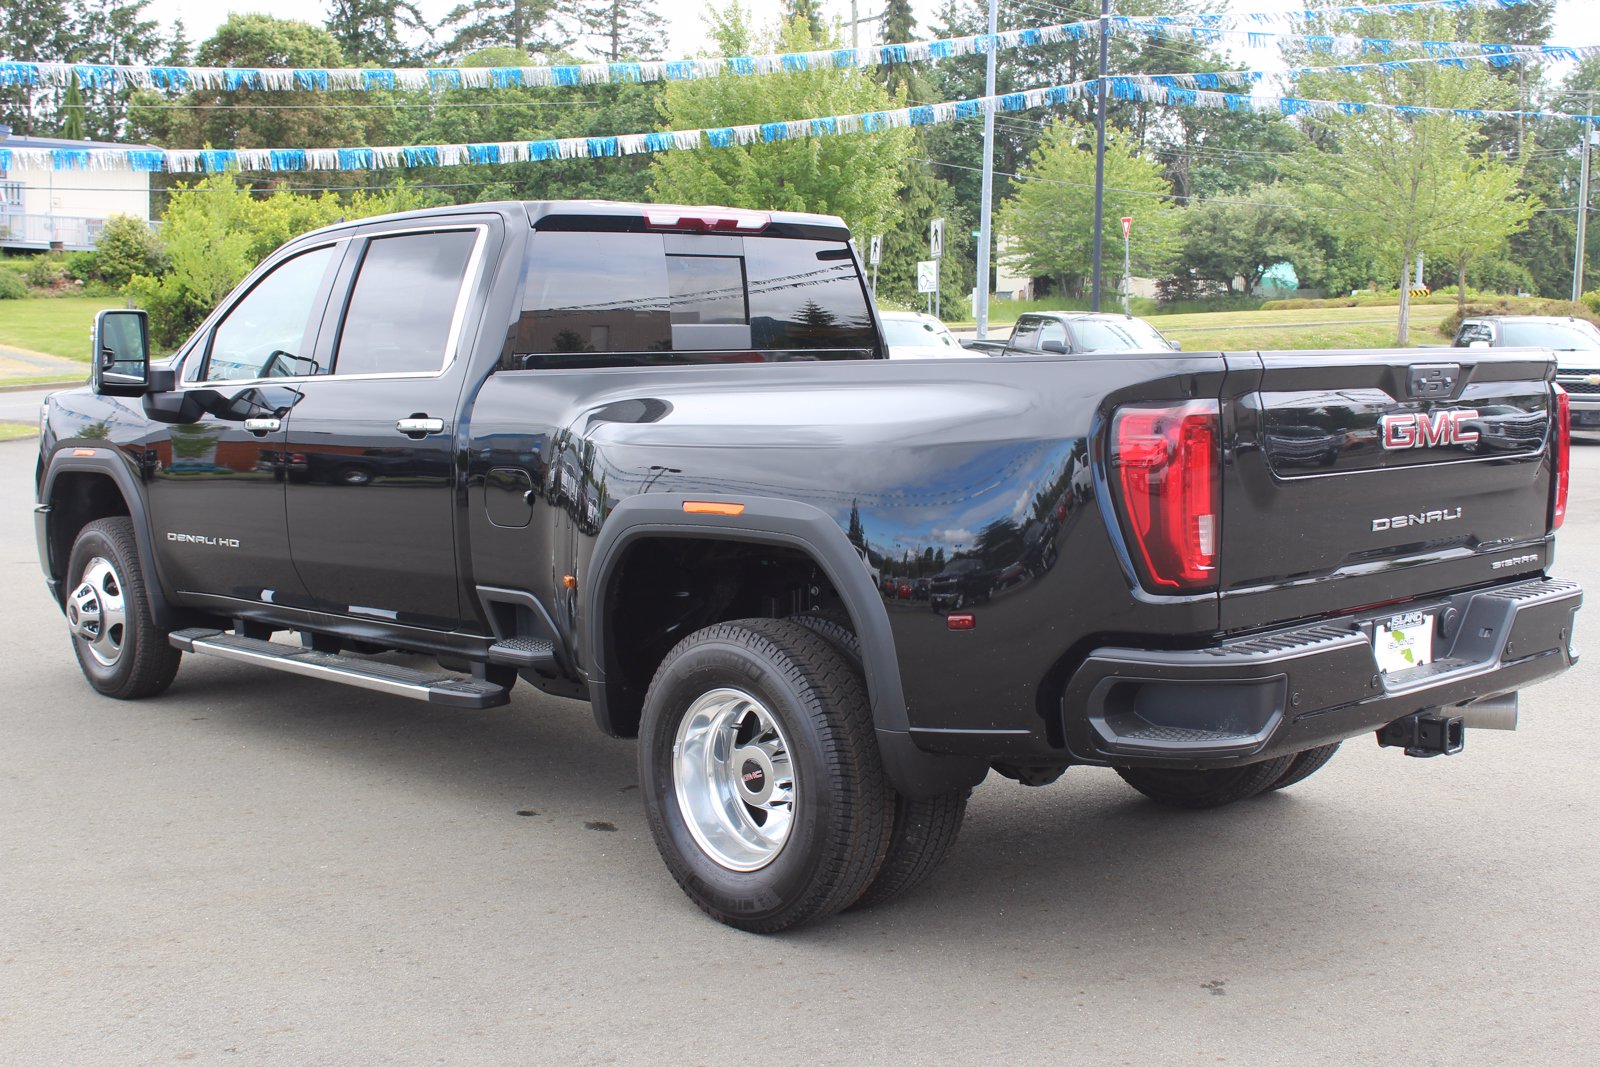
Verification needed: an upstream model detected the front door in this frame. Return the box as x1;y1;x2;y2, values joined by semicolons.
146;241;345;608
283;224;489;631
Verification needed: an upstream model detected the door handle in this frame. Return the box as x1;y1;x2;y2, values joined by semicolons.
397;417;445;436
244;417;281;435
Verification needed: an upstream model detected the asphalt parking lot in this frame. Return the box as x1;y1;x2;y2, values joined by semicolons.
3;436;1597;1066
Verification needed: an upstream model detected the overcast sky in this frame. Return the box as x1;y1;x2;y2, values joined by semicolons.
139;0;1592;65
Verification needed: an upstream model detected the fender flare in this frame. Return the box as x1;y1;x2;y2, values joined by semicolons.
37;449;183;630
581;494;986;798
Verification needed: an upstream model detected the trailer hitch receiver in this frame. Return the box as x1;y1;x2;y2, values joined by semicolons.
1377;712;1465;758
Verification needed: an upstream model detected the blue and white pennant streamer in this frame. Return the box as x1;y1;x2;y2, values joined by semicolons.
6;75;1594;175
0;18;1100;93
0;83;1102;173
1139;0;1537;28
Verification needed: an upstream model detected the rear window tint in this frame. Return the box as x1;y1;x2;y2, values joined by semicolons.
510;232;877;368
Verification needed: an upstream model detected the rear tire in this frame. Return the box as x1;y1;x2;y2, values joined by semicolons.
786;612;970;909
639;618;893;932
1114;755;1297;811
1267;743;1341;792
64;517;181;699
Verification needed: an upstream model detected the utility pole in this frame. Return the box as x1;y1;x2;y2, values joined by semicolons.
974;0;999;338
1090;0;1109;312
1574;121;1593;304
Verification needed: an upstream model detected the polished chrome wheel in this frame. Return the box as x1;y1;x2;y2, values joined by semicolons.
68;556;127;668
672;687;797;871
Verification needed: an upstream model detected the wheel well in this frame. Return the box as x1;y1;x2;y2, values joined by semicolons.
597;537;851;737
46;471;131;594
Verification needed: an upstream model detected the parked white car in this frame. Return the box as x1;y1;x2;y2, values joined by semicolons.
878;310;966;359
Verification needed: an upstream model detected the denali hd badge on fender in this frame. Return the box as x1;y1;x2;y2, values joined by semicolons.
1380;409;1480;450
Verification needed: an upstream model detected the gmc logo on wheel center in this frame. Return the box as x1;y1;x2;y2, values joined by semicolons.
1380;408;1480;450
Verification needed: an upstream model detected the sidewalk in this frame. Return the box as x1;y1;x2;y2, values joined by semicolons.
0;344;86;391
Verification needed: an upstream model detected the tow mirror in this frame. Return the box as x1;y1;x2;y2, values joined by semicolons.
92;309;151;396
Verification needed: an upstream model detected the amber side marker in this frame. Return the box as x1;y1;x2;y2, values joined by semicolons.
562;575;577;589
72;448;97;457
682;501;745;516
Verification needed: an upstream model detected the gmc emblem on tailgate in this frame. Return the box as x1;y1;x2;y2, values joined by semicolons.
1380;409;1479;450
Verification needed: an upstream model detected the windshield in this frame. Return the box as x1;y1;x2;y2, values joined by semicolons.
1498;321;1600;349
1073;317;1171;353
881;317;956;349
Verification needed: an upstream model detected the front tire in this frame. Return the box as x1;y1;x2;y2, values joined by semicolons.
64;517;181;699
639;619;893;932
1114;754;1297;811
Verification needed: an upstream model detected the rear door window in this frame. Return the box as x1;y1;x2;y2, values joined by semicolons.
511;231;877;367
331;229;479;376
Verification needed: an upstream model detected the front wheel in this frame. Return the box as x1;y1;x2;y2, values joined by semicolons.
64;517;181;699
638;618;893;933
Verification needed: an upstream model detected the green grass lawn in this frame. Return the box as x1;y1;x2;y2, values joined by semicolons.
1149;302;1456;350
0;295;125;361
0;422;38;441
956;301;1457;350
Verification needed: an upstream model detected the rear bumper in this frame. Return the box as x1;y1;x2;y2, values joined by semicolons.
1058;576;1581;769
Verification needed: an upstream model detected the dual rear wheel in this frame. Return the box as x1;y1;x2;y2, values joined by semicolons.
638;618;968;933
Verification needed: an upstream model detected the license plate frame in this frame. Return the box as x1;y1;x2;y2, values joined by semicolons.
1374;611;1434;674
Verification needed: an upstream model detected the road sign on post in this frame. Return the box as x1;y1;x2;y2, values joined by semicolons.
917;260;938;293
868;234;882;265
930;218;944;260
1121;216;1132;239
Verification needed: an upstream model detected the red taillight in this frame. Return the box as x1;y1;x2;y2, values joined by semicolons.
643;206;770;233
1110;400;1221;592
1554;384;1570;529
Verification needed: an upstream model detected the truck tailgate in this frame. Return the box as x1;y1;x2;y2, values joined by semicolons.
1218;349;1558;632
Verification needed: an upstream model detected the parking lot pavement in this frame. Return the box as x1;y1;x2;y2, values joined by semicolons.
3;437;1597;1066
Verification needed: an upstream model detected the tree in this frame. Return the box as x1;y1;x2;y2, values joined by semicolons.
129;15;377;179
70;0;163;139
438;0;570;58
1426;153;1539;312
579;0;667;62
59;74;86;140
325;0;429;66
880;0;915;43
163;18;192;66
650;7;914;243
783;0;824;41
0;0;79;136
1174;184;1327;296
997;121;1182;296
1291;57;1519;342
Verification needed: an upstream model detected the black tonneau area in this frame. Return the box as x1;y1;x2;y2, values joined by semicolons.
1218;349;1557;633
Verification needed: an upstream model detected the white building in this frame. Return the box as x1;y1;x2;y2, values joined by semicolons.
0;131;152;252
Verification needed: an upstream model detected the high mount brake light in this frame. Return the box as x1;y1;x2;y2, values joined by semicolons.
1110;400;1221;592
1554;384;1570;529
643;207;771;233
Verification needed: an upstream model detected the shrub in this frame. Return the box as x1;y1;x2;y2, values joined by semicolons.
25;254;64;289
63;251;98;283
0;272;26;299
91;215;167;287
1583;288;1600;317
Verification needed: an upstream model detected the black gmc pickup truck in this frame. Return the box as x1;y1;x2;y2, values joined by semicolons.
35;201;1582;932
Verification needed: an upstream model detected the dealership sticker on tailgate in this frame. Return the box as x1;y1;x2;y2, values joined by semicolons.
1375;611;1434;674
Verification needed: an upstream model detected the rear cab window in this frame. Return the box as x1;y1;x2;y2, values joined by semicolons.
508;224;880;368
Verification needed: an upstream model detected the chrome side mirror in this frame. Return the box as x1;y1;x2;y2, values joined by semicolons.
92;309;151;396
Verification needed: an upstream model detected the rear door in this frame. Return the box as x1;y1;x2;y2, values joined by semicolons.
1218;349;1556;632
282;217;497;631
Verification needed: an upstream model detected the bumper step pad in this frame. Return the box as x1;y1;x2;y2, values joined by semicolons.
169;628;510;709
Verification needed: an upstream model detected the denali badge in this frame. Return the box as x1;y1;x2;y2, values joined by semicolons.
1380;409;1479;450
167;531;242;548
1372;507;1462;532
